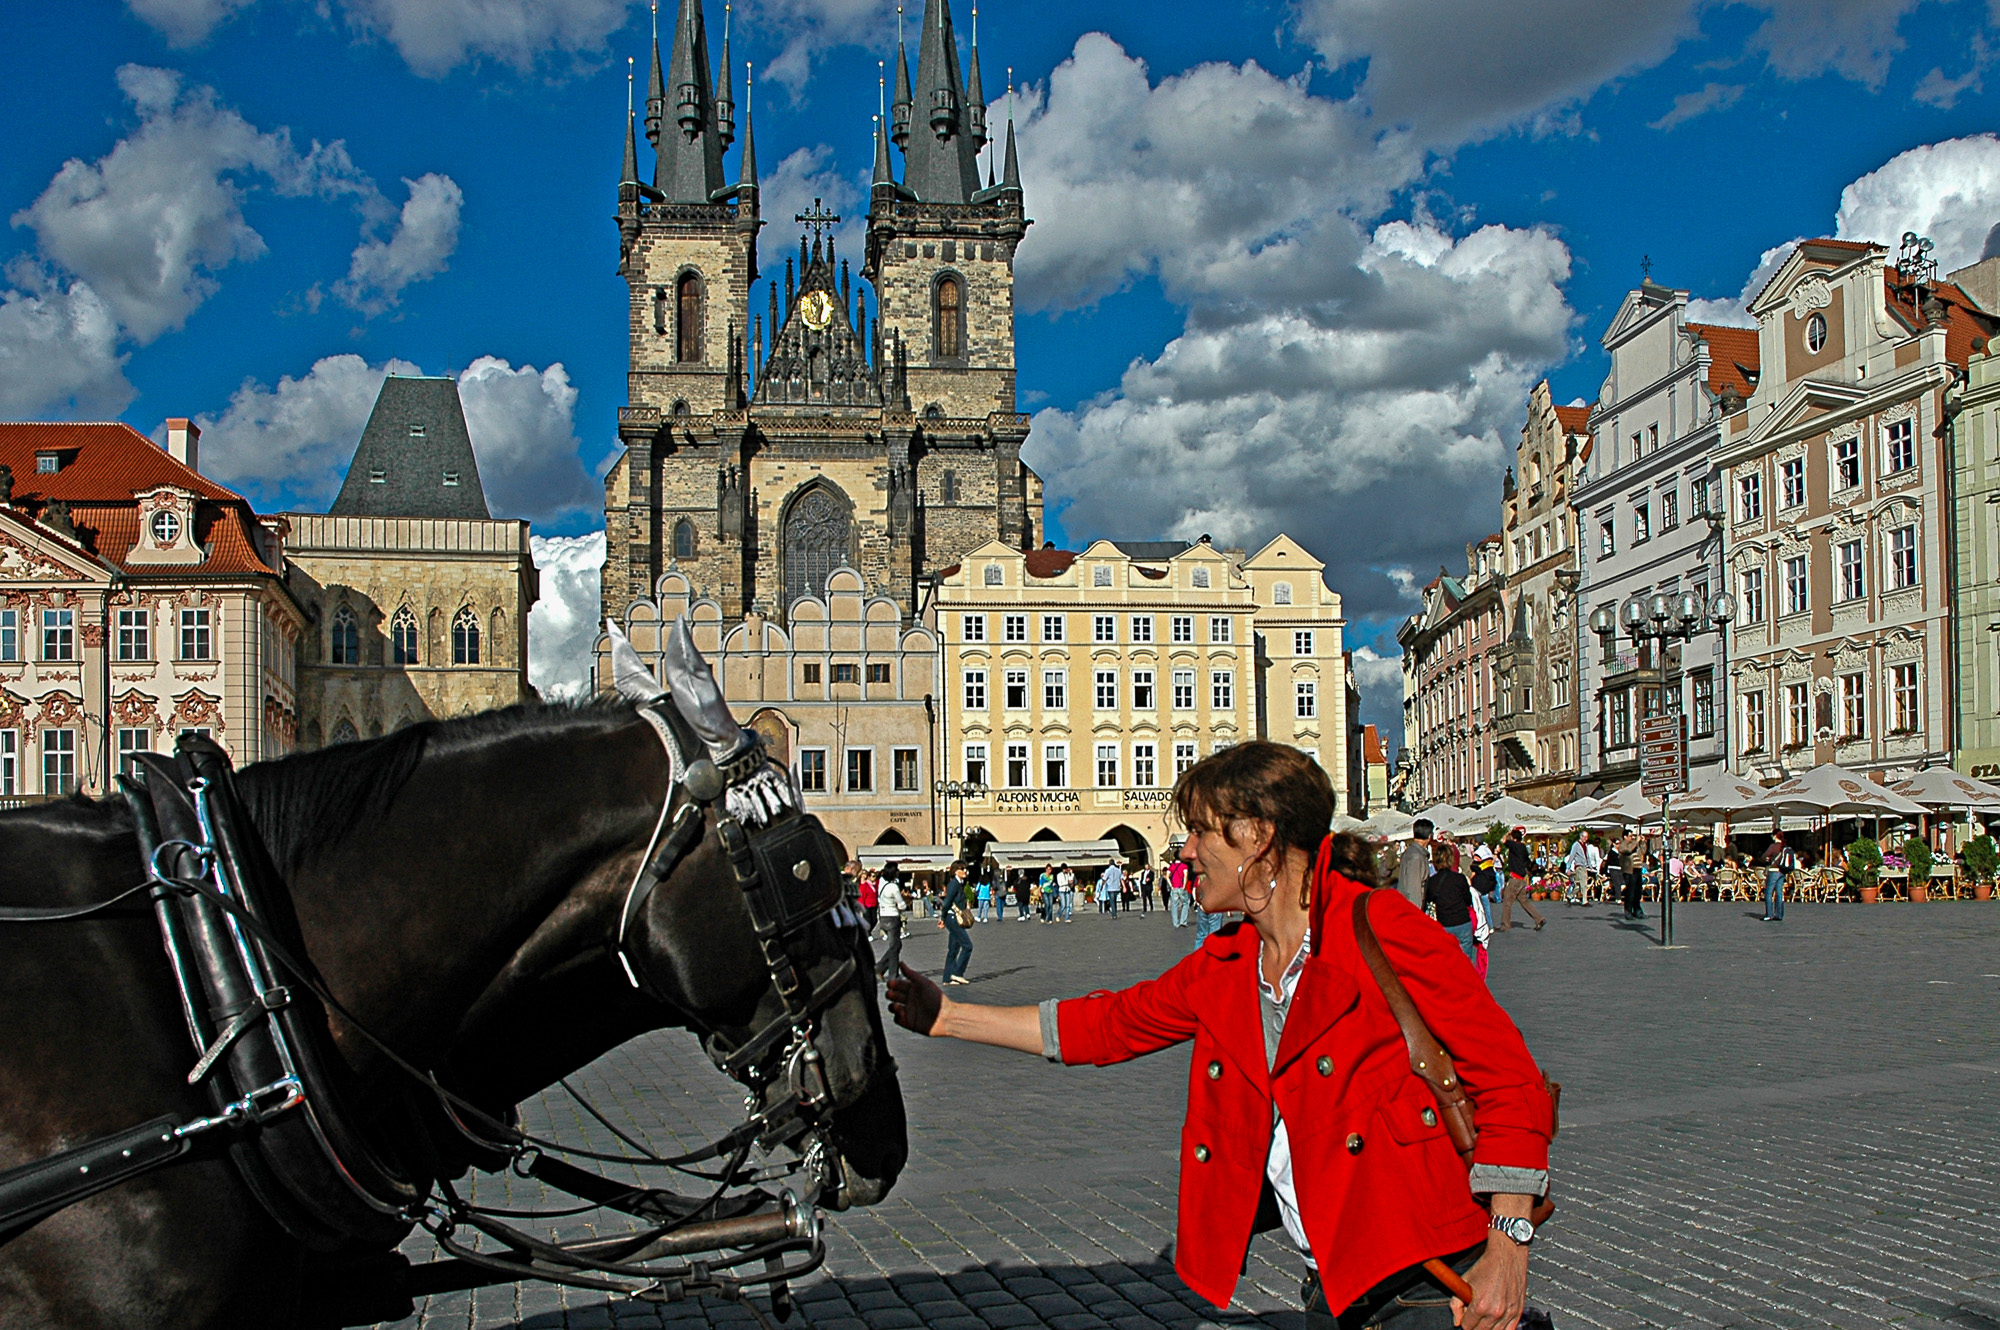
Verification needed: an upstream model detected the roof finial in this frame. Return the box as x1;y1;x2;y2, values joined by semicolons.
645;0;665;147
737;62;757;193
1640;253;1654;280
879;60;886;118
622;57;639;186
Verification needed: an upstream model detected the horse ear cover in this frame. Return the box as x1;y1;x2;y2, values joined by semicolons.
661;616;750;760
605;620;668;704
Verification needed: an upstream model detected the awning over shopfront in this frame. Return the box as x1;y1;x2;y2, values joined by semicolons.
857;846;958;872
983;840;1126;869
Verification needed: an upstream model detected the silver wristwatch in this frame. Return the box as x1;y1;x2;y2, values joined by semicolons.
1489;1215;1535;1247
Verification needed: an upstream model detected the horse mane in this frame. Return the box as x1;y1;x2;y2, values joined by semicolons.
237;697;634;878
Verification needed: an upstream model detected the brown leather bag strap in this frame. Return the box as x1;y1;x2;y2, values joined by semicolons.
1350;891;1478;1162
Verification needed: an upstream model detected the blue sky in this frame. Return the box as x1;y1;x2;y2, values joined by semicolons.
8;0;2000;719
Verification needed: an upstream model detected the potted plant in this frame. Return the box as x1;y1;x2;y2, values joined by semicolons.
1965;835;1998;902
1903;836;1934;903
1846;837;1882;903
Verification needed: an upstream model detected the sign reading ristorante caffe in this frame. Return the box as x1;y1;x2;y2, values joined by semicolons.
987;789;1175;811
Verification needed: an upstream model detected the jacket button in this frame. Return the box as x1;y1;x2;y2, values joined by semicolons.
1207;1061;1222;1080
1316;1056;1333;1076
1421;1108;1438;1128
1345;1133;1363;1155
1194;1145;1210;1162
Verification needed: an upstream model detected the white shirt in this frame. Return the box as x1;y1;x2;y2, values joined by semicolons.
1257;931;1314;1259
877;882;904;916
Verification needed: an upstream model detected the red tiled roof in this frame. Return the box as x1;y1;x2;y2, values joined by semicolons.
1884;275;1997;368
1362;724;1386;765
1688;323;1760;399
1801;237;1879;254
1552;404;1591;435
1023;548;1078;579
0;422;278;577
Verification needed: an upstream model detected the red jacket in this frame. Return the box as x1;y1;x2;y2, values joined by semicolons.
1055;869;1554;1313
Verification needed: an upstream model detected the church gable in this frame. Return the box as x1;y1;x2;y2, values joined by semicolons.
755;223;891;411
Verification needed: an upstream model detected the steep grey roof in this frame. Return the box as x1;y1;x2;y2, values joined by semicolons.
331;376;491;519
1110;541;1191;560
652;0;725;204
897;0;983;203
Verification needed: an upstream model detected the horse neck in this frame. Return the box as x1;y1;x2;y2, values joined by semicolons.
287;715;667;1073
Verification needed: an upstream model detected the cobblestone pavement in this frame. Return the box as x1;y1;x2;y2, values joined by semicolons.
368;900;2000;1330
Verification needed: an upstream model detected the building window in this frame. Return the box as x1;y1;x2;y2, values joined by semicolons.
1780;457;1806;509
1293;630;1314;656
1131;615;1154;643
1211;670;1234;711
1834;437;1861;490
1784;682;1810;749
1209;616;1232;643
36;454;58;475
1192;567;1210;589
442;469;459;487
1045;614;1068;643
1805;312;1828;353
1552;660;1571;708
1092;615;1115;643
832;663;860;684
330;605;359;665
1609;689;1631;748
118;727;150;778
1691;671;1715;737
962;613;986;642
1171;615;1194;643
1633;502;1650;544
983;564;1002;585
893;747;920;791
0;609;15;662
1647;423;1659;453
1132;742;1156;788
1739;568;1765;624
391;607;418;665
42;728;75;795
1891;663;1919;732
802;663;822;684
42;609;74;662
1095;743;1119;788
116;609;149;662
1172;669;1195;710
1296;680;1317;719
964;743;988;786
938;469;959;503
1043;669;1066;709
1133;669;1155;709
1004;742;1029;788
1094;669;1118;710
963;669;987;711
1890;525;1917;589
1599;520;1615;558
1840;674;1866;739
845;748;873;792
1271;581;1293;606
676;271;702;363
1044;742;1068;788
934;275;963;360
784;486;850;606
674;520;696;560
1885;417;1915;473
866;662;891;684
1690;478;1710;517
331;719;359;746
1742;691;1768;753
1093;564;1112;586
0;730;15;794
1838;540;1865;601
451;607;481;664
1174;741;1198;777
1738;473;1763;522
1004;669;1029;709
176;607;211;662
1659;488;1679;531
1783;556;1808;617
1003;614;1027;643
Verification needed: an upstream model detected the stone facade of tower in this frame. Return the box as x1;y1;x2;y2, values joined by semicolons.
600;0;1041;636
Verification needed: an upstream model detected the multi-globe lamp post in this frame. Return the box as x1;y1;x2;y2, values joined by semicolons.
933;778;988;849
1588;588;1735;947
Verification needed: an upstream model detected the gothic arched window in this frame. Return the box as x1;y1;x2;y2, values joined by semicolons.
934;275;963;361
674;519;697;560
391;606;419;665
330;605;359;665
677;272;703;363
784;486;849;608
332;718;359;746
452;606;481;665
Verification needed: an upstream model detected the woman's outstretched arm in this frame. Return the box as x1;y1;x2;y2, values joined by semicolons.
885;964;1044;1055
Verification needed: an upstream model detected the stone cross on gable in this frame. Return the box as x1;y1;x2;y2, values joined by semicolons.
796;197;840;243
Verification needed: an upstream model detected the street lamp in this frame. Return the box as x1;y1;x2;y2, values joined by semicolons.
933;778;988;847
1591;589;1736;946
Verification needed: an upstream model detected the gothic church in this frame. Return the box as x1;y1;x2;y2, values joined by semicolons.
601;0;1042;625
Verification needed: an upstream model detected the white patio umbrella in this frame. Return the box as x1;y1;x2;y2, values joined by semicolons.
1672;766;1773;821
1416;804;1473;834
1547;796;1602;828
1586;782;1663;825
1359;809;1416;839
1332;813;1368;833
1745;763;1926;820
1888;766;2000;811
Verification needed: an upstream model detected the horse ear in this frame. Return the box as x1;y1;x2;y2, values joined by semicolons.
604;620;667;704
661;616;747;758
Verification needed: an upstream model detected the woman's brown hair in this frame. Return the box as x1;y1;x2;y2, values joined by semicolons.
1173;741;1339;901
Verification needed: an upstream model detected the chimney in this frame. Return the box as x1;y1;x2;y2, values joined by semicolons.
165;418;200;474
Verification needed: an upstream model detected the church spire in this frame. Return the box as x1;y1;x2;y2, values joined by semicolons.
872;114;895;188
1000;70;1021;194
655;0;725;202
890;3;913;149
621;58;640;187
965;2;987;153
902;0;981;202
645;1;665;147
714;1;736;150
736;63;757;196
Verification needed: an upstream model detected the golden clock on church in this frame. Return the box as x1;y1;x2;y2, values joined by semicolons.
800;289;835;331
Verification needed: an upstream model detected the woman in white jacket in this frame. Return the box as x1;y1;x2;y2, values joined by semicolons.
875;870;906;978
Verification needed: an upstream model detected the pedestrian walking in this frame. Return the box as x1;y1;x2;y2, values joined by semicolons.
1098;860;1124;916
1760;833;1794;922
1015;871;1031;920
1140;866;1155;913
1500;827;1545;932
1562;836;1590;905
1393;819;1434;908
1616;835;1643;919
1038;864;1057;922
1167;857;1192;927
942;862;975;985
888;741;1555;1330
1424;840;1478;964
975;874;993;923
856;866;880;933
1468;885;1493;982
1469;849;1502;926
874;871;906;978
1058;864;1077;922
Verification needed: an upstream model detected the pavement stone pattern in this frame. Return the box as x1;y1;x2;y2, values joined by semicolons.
369;900;2000;1330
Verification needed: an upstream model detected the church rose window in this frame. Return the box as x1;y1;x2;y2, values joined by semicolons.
935;276;962;360
784;486;849;607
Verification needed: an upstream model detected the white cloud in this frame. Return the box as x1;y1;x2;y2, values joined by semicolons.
528;531;606;700
743;0;890;91
455;357;600;523
193;352;418;508
1351;645;1405;738
0;279;133;419
1686;237;1800;325
336;172;463;313
1648;82;1744;130
1914;63;1983;108
1835;133;2000;272
125;0;259;45
759;145;866;276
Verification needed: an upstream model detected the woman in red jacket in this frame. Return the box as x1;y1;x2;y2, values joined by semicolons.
886;743;1555;1330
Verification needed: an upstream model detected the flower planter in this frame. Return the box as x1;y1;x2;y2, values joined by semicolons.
1910;882;1930;903
1977;883;1994;902
1859;886;1880;903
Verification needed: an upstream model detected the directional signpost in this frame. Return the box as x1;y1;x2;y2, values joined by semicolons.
1639;714;1687;945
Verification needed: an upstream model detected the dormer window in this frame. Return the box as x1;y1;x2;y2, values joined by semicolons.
442;470;460;487
35;453;58;475
150;511;181;546
369;469;387;485
409;423;426;438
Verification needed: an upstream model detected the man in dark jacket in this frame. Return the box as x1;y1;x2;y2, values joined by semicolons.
1500;826;1545;932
